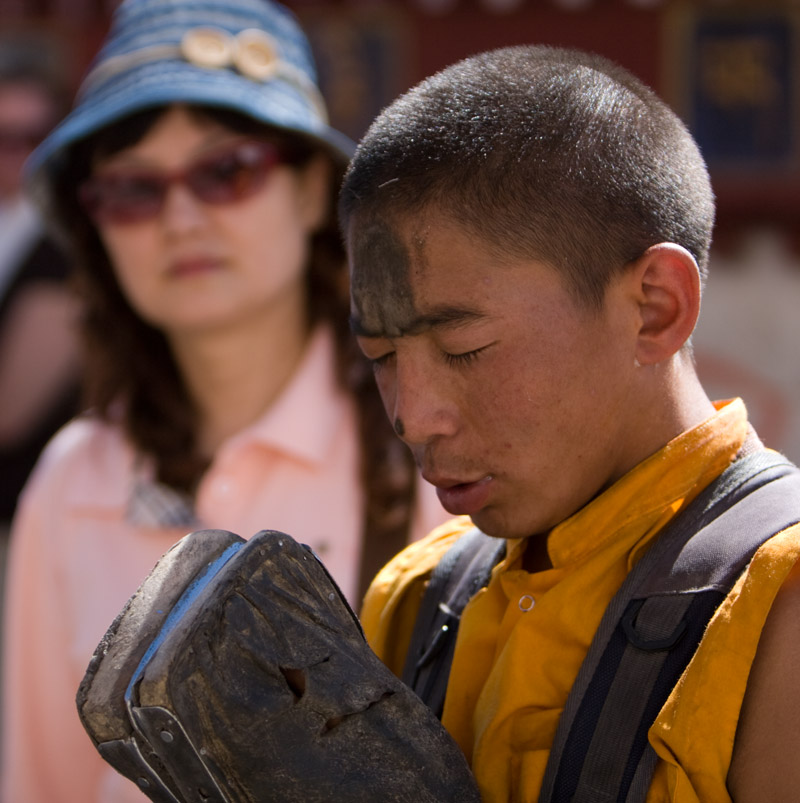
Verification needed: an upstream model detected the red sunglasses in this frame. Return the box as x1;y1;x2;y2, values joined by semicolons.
78;139;287;225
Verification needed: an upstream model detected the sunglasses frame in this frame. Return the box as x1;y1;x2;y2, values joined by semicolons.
78;138;287;225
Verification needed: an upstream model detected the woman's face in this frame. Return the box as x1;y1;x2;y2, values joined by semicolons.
90;105;331;339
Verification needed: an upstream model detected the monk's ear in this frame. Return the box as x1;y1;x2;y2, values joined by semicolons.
630;243;702;366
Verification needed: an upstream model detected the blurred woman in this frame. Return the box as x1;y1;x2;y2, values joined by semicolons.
0;1;446;800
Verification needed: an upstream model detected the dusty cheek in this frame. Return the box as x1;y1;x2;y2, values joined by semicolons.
478;372;549;442
486;391;584;484
471;397;533;457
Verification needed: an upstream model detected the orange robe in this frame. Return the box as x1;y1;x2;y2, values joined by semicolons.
362;398;800;802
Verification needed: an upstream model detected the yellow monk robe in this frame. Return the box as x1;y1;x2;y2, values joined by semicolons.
361;399;800;802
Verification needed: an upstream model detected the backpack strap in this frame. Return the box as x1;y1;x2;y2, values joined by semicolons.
539;449;800;803
401;449;800;801
402;528;506;718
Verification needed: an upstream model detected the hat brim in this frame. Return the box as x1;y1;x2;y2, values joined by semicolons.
27;57;355;188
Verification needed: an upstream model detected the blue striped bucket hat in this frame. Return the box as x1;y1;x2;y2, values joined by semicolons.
28;0;354;190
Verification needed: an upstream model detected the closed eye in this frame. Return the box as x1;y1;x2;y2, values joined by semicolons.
442;344;492;368
368;350;395;373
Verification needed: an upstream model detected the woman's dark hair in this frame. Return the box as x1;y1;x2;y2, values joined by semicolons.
51;105;416;592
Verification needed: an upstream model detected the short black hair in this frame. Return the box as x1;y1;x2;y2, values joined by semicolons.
340;45;715;309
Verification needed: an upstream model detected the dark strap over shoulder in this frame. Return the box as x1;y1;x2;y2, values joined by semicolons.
539;449;800;803
402;528;506;718
402;447;800;803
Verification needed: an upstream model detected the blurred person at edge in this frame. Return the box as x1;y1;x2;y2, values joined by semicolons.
0;0;448;800
0;38;82;534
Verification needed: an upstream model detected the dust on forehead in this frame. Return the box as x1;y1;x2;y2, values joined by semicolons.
349;217;421;338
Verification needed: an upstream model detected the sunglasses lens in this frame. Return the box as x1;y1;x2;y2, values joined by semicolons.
80;174;166;224
188;142;280;204
79;141;283;225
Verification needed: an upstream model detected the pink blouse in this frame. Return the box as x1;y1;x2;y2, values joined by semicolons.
0;326;448;802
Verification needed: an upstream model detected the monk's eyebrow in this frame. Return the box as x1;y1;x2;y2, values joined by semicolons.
350;305;487;338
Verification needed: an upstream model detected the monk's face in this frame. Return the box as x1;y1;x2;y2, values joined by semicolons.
348;209;643;540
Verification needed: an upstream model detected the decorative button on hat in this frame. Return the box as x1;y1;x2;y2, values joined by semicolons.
233;29;280;80
181;27;234;70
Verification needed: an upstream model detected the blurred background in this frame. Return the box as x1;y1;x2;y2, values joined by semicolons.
1;0;799;461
